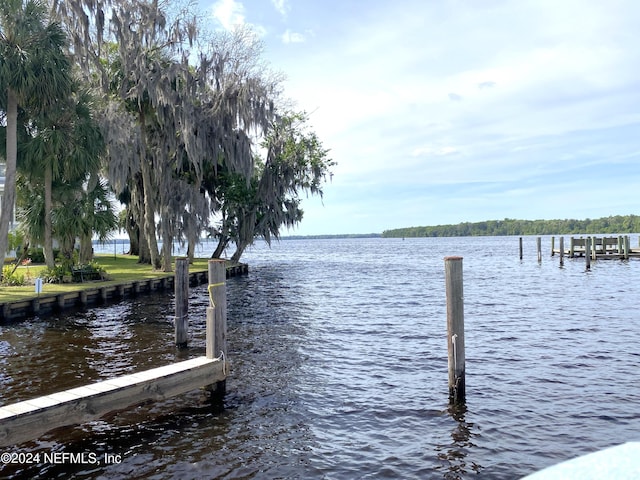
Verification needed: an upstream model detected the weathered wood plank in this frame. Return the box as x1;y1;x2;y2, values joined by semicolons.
0;356;226;447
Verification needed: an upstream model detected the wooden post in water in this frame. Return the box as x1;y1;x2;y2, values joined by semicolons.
624;235;630;260
519;237;523;260
174;257;189;348
444;256;465;405
207;259;227;398
569;237;575;258
537;237;542;262
551;236;555;256
585;237;591;271
559;237;564;266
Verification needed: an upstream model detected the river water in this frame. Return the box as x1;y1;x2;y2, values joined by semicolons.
1;236;640;479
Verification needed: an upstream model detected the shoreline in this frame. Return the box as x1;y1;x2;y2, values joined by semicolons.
0;257;247;323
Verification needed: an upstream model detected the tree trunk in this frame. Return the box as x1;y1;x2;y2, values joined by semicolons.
231;210;256;263
79;233;93;263
212;237;228;258
59;236;75;264
138;232;151;263
139;110;161;269
231;240;248;263
0;89;18;272
187;238;195;263
124;205;140;256
79;174;97;263
43;161;55;268
161;223;172;272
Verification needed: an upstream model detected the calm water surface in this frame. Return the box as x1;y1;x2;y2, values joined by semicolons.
1;236;640;479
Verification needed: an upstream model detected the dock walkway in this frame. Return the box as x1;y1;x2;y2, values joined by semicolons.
551;235;638;260
0;356;227;447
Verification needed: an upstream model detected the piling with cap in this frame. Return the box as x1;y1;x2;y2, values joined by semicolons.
444;256;465;404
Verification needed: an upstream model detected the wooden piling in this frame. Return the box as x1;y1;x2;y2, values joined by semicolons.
551;236;555;256
624;235;630;260
519;237;523;260
174;257;189;348
444;256;465;404
56;294;66;310
559;237;564;266
537;237;542;262
207;259;227;398
569;237;575;258
585;237;591;270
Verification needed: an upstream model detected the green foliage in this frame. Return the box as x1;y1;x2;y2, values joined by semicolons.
57;249;79;273
82;261;106;276
382;215;640;238
40;264;69;283
25;247;60;264
7;231;24;253
1;265;25;286
40;260;106;283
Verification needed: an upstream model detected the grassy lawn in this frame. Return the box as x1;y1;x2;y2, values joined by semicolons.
0;255;211;304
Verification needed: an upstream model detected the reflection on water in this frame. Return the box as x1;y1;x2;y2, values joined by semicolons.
435;404;482;479
1;236;640;478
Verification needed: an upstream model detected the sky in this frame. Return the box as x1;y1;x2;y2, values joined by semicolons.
196;0;640;235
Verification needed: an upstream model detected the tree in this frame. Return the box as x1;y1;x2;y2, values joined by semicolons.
20;87;103;267
222;112;334;262
0;0;71;270
17;172;117;265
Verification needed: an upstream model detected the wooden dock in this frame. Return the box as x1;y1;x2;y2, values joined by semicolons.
0;259;229;447
0;356;227;447
551;235;639;260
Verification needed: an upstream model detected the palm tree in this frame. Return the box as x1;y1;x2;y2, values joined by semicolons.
21;87;106;267
0;0;71;270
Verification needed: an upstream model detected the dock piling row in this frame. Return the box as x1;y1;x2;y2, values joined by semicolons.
520;235;637;263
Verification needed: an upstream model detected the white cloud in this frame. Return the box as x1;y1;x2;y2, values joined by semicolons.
210;0;268;36
201;0;640;234
211;0;246;30
281;29;305;44
271;0;288;17
411;146;459;157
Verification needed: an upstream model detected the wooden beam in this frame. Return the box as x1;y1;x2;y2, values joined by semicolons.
0;356;226;447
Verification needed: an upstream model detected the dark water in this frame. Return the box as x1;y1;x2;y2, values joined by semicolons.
1;236;640;479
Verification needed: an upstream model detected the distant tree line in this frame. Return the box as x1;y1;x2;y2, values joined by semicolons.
282;233;381;240
382;215;640;238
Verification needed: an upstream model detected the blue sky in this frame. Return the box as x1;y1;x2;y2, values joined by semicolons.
197;0;640;235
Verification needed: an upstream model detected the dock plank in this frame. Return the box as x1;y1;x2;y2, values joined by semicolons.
0;356;226;447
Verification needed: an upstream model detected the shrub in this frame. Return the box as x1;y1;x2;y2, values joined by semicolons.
2;266;26;286
27;248;45;264
40;265;69;284
26;248;60;264
71;261;107;282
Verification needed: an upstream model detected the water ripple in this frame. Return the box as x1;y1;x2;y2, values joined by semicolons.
2;236;640;478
